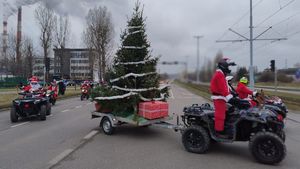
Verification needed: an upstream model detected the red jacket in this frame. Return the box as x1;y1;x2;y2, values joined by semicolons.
210;69;232;101
236;82;253;99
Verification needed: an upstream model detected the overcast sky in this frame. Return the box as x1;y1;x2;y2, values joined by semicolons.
1;0;300;74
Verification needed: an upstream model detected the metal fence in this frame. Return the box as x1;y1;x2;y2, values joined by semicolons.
0;76;27;88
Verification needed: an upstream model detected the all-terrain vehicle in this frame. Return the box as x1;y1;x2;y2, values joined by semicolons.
80;87;90;101
10;91;51;123
46;90;57;105
263;95;287;119
181;101;286;165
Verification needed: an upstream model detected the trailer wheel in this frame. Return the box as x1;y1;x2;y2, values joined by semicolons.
100;117;115;135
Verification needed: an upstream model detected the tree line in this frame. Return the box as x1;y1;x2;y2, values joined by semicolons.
0;2;114;83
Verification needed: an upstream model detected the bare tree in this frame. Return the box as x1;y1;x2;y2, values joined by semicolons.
53;14;70;77
35;4;55;82
84;6;114;82
22;37;35;78
6;30;18;75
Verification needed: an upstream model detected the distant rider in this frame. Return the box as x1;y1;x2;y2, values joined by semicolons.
210;58;237;137
24;76;41;92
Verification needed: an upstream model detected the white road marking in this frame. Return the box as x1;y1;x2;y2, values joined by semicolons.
61;109;70;112
87;102;92;105
75;105;82;108
83;130;99;140
47;130;99;168
48;149;74;167
170;89;175;99
11;122;29;128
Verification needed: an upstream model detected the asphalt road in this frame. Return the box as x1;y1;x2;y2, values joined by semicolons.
0;97;99;169
54;84;300;169
0;84;300;169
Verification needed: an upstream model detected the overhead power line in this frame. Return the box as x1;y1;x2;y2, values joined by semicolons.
255;0;295;27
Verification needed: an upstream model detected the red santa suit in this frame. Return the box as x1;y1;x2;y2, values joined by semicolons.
210;69;232;132
236;82;257;107
48;84;58;98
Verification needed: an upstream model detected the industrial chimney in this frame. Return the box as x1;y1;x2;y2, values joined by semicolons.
16;7;22;69
2;19;8;61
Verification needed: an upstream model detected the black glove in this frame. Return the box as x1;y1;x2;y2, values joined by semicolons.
228;97;240;106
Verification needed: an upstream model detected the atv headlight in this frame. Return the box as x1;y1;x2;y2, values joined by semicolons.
82;89;85;92
14;100;21;105
34;99;41;104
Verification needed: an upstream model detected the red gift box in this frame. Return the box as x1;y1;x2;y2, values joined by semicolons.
157;101;168;117
138;101;169;120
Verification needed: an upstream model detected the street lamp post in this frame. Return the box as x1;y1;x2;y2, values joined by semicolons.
194;35;204;84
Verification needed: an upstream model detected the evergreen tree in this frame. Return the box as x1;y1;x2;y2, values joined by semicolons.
92;2;168;115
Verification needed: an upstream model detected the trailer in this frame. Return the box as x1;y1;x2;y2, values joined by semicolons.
91;111;183;135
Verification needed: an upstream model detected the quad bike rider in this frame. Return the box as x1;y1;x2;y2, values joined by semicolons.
80;80;90;100
210;57;237;138
46;80;58;105
236;77;257;107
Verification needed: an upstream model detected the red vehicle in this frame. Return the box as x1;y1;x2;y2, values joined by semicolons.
81;86;90;101
46;84;58;105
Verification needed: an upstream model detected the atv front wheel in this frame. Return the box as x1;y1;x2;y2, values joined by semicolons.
249;131;286;165
182;125;210;154
46;103;51;116
39;105;47;121
80;95;84;101
52;99;56;105
10;106;18;123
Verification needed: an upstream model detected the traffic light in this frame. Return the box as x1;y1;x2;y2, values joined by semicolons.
45;57;50;71
270;60;275;72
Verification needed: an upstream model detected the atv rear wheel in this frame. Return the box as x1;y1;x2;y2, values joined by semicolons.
10;106;18;123
39;105;47;121
249;131;286;165
182;125;210;154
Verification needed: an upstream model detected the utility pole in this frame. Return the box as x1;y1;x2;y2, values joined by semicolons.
194;35;204;84
216;0;287;90
249;0;254;90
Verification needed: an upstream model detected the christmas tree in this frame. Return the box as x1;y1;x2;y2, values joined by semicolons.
91;2;169;117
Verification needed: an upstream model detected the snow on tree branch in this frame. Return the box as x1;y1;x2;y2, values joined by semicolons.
110;72;156;83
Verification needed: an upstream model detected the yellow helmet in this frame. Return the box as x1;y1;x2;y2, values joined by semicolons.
240;77;248;84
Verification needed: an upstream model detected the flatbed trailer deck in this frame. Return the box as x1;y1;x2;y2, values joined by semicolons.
91;111;183;135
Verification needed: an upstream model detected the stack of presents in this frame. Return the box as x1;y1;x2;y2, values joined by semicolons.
138;101;169;120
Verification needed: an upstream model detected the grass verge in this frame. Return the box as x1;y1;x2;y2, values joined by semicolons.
174;80;300;111
0;89;81;110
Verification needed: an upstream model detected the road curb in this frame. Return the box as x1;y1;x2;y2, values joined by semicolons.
47;130;99;169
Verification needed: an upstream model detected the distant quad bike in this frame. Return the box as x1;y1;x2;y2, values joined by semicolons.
80;88;90;101
46;90;57;105
10;92;51;123
253;90;288;121
181;102;286;165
